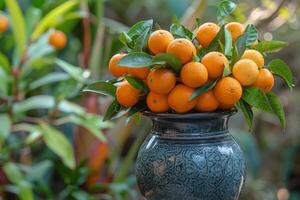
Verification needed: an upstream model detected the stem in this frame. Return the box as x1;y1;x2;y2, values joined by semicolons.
81;0;91;68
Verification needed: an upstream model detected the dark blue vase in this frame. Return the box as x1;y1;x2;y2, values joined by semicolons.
136;109;245;200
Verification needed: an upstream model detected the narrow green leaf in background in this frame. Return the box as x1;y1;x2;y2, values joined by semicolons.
31;0;79;40
268;59;294;89
39;123;75;169
13;95;55;114
266;92;286;128
83;81;116;97
29;72;70;90
0;114;11;145
125;76;148;93
5;0;27;59
253;40;288;53
55;59;84;82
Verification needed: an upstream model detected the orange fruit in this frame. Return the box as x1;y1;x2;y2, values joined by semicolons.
180;62;208;88
201;51;229;79
218;102;235;110
196;23;220;48
233;59;259;86
147;68;176;95
0;15;8;33
148;30;174;54
225;22;244;41
108;53;128;78
116;81;140;107
146;91;170;112
128;67;150;79
166;38;196;64
241;50;265;68
253;68;275;93
167;84;197;113
195;90;219;112
214;77;242;105
48;30;67;49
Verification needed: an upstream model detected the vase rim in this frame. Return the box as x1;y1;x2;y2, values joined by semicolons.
142;108;237;120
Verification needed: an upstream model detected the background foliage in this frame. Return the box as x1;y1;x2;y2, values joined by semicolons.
0;0;300;199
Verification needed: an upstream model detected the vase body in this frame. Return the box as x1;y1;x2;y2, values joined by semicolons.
136;110;245;200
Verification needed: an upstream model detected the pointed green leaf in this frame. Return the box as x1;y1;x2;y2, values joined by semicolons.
236;99;253;129
242;87;273;113
217;0;237;23
83;81;116;97
127;101;147;117
55;59;84;82
125;76;148;93
39;123;75;169
152;53;181;73
253;40;288;53
117;52;153;67
266;92;286;128
133;26;152;52
127;19;153;37
29;72;70;90
103;100;122;121
170;24;193;39
5;0;27;58
268;59;294;89
189;80;217;101
13;95;55;114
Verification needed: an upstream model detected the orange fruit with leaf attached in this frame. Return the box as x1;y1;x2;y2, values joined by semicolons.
225;22;244;41
146;91;170;112
48;30;67;49
233;59;259;86
108;53;128;78
195;90;219;112
253;68;275;93
116;81;140;107
166;38;196;64
128;67;150;79
241;50;265;68
201;51;229;79
214;77;242;105
167;84;197;113
0;15;8;33
196;23;220;48
147;68;176;95
148;30;174;54
180;62;208;88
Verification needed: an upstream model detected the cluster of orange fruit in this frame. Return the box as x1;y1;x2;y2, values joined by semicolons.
109;22;274;113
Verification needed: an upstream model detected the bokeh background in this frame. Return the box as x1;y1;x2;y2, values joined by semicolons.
0;0;300;199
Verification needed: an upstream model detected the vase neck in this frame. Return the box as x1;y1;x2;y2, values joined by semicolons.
150;116;230;140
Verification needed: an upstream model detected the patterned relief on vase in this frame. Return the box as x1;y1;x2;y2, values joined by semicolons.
136;134;245;200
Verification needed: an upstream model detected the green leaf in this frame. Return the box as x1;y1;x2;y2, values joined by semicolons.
217;0;237;23
55;59;84;82
236;99;253;129
27;30;54;60
152;53;182;73
0;52;10;73
133;25;152;52
127;101;147;117
268;59;294;89
253;40;288;53
103;100;122;121
0;114;11;145
58;100;86;115
125;76;148;93
205;25;232;56
31;0;79;40
29;72;70;90
127;19;153;37
13;95;55;114
189;80;217;101
39;123;75;169
266;92;286;128
119;32;133;48
242;87;273;113
223;64;231;76
3;162;23;184
5;0;27;59
117;52;153;67
170;24;193;39
232;24;258;64
83;81;116;97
